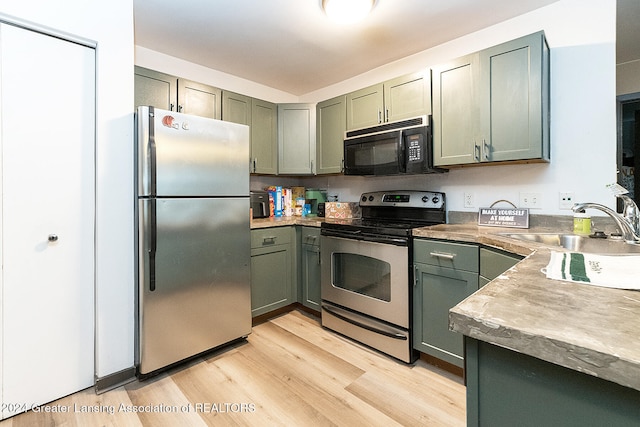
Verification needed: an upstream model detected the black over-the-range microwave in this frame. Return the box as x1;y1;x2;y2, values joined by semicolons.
343;115;445;176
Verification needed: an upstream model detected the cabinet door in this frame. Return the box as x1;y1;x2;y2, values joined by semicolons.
250;244;292;317
1;23;95;418
384;72;431;123
251;98;278;174
346;83;384;130
278;103;316;175
479;32;549;162
432;54;480;166
134;66;177;111
222;91;252;126
413;263;479;367
316;95;346;174
177;78;222;119
301;227;321;310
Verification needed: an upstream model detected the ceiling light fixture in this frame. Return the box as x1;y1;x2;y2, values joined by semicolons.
322;0;376;24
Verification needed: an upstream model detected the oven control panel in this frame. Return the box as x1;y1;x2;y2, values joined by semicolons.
360;190;445;209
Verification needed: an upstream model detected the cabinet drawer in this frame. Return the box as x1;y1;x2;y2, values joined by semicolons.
480;247;522;281
251;227;291;248
414;239;479;272
301;226;320;246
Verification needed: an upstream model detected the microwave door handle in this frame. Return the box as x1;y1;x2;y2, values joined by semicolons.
398;130;406;173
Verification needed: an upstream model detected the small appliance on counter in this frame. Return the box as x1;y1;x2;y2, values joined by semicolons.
305;188;327;216
250;190;270;219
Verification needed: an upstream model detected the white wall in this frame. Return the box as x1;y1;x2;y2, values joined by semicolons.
0;1;135;378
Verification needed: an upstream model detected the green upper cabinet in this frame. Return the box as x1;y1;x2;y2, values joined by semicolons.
316;95;346;175
222;91;252;126
278;103;316;175
432;54;480;166
251;98;278;175
134;66;177;111
177;78;221;119
479;32;549;163
222;91;277;175
346;83;384;130
134;66;222;120
384;72;431;123
346;71;430;131
432;31;550;167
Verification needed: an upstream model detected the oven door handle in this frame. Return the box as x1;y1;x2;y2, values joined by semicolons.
321;230;409;246
322;304;407;340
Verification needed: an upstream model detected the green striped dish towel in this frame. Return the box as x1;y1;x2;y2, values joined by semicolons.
542;251;640;290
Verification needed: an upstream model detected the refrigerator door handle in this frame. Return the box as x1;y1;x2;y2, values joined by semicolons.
149;198;157;292
148;107;157;197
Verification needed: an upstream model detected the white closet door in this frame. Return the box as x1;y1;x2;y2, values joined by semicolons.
0;23;95;418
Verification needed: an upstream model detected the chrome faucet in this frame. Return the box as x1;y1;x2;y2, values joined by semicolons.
617;194;640;237
572;200;640;244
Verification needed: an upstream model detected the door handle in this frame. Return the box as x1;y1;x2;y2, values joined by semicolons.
48;234;58;242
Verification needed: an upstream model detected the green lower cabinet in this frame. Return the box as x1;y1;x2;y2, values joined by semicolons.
413;262;479;367
466;338;640;427
300;227;321;311
250;227;295;317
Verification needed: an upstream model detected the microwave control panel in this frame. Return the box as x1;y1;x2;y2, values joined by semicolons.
407;134;423;162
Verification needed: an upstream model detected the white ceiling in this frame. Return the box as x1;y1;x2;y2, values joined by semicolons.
134;0;638;96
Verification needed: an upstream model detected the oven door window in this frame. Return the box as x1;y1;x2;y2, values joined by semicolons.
332;253;391;301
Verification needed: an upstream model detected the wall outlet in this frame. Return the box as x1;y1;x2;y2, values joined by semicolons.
464;192;475;208
559;192;575;210
519;192;542;209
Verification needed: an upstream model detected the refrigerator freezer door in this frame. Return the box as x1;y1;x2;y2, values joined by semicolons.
138;197;251;375
137;106;249;198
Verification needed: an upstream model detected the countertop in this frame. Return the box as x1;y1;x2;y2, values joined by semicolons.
251;218;640;391
416;224;640;392
250;216;324;229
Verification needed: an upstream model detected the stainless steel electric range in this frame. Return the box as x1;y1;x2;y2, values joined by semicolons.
320;190;446;363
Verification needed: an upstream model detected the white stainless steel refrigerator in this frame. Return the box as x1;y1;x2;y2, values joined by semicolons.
135;106;251;377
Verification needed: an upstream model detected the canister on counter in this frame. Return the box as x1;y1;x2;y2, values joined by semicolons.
573;212;592;235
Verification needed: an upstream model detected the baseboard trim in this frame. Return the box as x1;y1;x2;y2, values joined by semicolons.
95;367;137;394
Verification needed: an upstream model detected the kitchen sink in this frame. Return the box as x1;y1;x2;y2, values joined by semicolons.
499;232;640;254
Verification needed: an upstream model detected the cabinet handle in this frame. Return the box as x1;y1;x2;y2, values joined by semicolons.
169;103;175;111
262;236;277;244
311;159;314;174
483;139;490;161
177;104;183;112
377;109;382;124
429;251;456;260
414;265;418;287
474;143;481;162
253;158;257;173
340;159;345;173
385;108;389;123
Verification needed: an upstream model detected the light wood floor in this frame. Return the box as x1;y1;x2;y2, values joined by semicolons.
0;310;465;426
